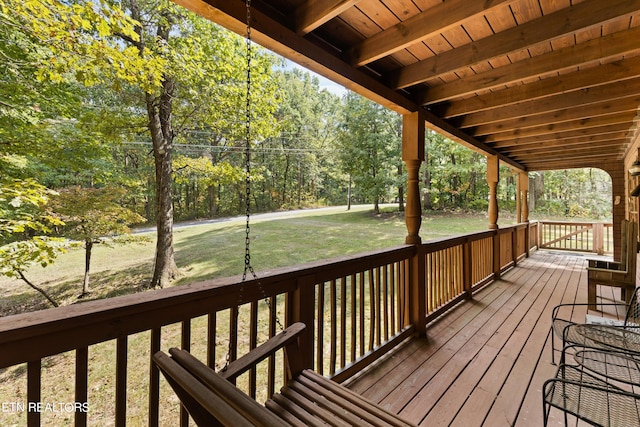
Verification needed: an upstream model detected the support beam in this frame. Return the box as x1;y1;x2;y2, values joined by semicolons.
487;155;499;230
402;111;425;244
292;0;361;35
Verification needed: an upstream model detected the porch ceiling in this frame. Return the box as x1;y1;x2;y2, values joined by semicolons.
173;0;640;172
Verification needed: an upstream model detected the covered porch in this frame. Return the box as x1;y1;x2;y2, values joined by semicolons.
2;1;640;426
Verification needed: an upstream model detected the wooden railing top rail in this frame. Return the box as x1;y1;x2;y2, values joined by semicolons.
0;245;415;369
422;223;529;253
539;220;612;226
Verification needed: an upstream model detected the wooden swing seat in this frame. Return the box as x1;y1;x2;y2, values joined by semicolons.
153;322;416;427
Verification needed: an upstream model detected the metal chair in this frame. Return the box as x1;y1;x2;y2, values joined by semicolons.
543;364;640;426
550;287;640;364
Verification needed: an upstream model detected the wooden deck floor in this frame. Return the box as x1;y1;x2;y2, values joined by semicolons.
344;250;628;427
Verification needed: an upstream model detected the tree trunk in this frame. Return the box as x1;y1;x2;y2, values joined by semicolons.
17;270;59;307
347;175;352;210
423;157;432;210
148;77;179;288
83;239;92;296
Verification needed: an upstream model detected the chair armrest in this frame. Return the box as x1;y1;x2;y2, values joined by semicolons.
552;302;628;321
220;322;306;381
588;259;623;270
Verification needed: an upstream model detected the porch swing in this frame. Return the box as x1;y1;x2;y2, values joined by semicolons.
152;1;416;425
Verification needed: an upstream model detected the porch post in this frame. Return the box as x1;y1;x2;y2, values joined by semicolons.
520;172;529;223
519;172;531;257
487;155;499;230
402;111;426;337
487;155;500;277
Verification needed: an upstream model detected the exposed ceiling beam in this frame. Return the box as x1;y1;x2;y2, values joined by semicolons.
344;0;516;67
391;0;640;90
456;78;640;128
292;0;361;35
430;55;640;114
421;26;640;104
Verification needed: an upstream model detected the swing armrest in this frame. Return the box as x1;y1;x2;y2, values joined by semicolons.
219;322;307;382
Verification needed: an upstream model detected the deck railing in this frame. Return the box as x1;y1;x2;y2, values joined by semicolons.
0;223;535;426
537;221;613;255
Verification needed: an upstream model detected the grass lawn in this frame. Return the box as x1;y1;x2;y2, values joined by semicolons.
0;205;495;316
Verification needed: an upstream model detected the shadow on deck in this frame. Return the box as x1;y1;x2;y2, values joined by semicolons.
344;250;624;426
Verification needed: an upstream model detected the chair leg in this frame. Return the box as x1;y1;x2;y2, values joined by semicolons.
551;328;556;365
588;282;596;310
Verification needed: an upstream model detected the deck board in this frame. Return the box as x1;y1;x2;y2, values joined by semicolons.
344;250;630;426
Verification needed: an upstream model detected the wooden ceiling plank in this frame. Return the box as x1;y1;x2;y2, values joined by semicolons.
481;112;639;142
504;139;624;155
435;55;640;118
421;25;640;104
515;148;625;161
471;98;640;136
491;128;630;148
457;77;640;127
344;0;517;66
293;0;363;35
391;0;640;90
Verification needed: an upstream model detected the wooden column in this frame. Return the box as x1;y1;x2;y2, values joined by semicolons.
519;172;531;257
520;172;529;223
403;111;425;244
487;155;499;230
402;111;426;337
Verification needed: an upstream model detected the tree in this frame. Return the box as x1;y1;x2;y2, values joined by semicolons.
336;93;401;213
0;179;69;307
50;186;147;296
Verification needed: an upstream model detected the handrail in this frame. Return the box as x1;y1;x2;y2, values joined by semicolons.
0;222;537;426
537;220;613;255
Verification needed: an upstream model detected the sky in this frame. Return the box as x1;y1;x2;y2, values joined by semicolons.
283;59;348;97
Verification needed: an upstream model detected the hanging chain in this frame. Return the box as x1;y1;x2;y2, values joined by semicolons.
242;0;255;283
223;0;281;373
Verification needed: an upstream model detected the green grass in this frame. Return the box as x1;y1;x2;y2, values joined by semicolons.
0;206;493;315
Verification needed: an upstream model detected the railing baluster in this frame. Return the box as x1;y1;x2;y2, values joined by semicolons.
27;360;41;427
350;273;356;363
390;263;396;335
330;279;337;375
268;295;276;397
249;300;258;398
229;307;238;374
75;346;88;427
359;271;365;357
383;264;389;341
180;320;191;427
340;276;347;370
368;269;375;352
207;312;216;369
149;328;161;427
115;337;127;427
316;282;325;375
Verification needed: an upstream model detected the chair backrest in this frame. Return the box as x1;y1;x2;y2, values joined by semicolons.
620;219;629;267
624;287;640;327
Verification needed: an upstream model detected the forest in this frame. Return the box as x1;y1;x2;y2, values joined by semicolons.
1;0;612;292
